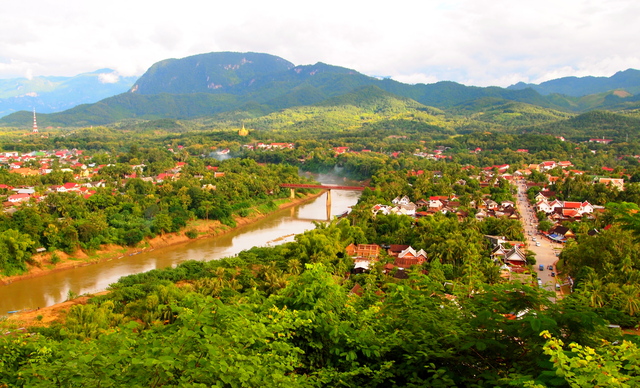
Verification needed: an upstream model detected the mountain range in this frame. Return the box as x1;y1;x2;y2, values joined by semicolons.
1;52;639;128
0;69;138;118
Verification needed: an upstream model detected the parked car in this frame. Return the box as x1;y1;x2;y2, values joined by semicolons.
539;264;544;271
547;265;553;270
551;272;556;277
536;242;541;246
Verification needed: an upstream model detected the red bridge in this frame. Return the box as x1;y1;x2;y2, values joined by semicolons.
280;183;368;191
281;183;368;218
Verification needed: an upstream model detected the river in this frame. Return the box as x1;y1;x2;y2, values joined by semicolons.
1;173;362;314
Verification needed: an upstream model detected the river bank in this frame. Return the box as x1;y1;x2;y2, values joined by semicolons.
0;191;324;287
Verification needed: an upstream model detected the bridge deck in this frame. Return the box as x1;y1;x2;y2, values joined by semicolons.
280;183;367;191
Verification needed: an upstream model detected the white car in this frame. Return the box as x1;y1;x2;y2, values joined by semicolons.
536;242;541;246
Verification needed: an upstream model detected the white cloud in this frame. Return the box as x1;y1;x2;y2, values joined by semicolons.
98;72;120;84
0;0;638;87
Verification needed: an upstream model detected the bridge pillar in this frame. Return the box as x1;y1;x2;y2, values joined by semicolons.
290;188;295;198
326;190;332;220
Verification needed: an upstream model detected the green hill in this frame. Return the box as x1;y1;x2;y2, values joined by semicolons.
450;98;574;127
130;52;294;95
3;52;640;128
508;68;640;96
526;110;640;141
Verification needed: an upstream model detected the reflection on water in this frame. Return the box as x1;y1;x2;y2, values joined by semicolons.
1;175;361;313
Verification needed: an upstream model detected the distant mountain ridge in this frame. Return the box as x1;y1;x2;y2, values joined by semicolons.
508;69;640;96
1;52;639;127
0;69;138;117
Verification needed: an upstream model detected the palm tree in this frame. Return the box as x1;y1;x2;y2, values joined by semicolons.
618;284;640;316
582;278;606;308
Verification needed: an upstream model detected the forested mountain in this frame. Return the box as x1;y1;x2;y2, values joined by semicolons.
130;52;295;95
525;110;640;140
0;69;137;117
2;52;640;128
508;68;640;96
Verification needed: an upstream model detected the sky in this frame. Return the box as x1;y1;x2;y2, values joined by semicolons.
1;0;639;87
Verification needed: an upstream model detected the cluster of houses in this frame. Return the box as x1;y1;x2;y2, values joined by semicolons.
346;236;529;279
1;149;85;177
346;243;428;273
534;191;603;221
372;195;520;221
243;142;295;151
2;182;101;209
0;148;233;211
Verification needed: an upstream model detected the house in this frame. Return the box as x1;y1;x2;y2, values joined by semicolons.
346;244;380;271
475;210;487;220
599;178;624;191
563;201;581;210
490;244;508;262
549;225;575;239
415;199;429;208
428;196;444;210
589;138;613;144
8;193;31;203
346;244;380;260
580;201;594;214
16;187;36;195
535;190;555;202
503;246;527;267
394;246;428;268
392;195;411;206
484;199;498;210
539;161;557;171
391;195;417;216
535;200;552;213
8;168;39;176
548;199;564;211
372;204;392;216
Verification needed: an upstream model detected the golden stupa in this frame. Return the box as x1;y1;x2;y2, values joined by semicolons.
238;124;249;136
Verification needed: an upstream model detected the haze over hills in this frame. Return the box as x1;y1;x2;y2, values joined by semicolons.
1;51;639;128
0;69;138;118
507;69;640;96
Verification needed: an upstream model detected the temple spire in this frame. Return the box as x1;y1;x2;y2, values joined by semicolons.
32;109;38;133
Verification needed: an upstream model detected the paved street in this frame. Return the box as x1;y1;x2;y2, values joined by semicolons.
515;180;562;299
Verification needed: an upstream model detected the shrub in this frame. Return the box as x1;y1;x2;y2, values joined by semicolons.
50;253;61;265
185;229;199;239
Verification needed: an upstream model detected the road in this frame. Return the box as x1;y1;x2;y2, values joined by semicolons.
515;179;562;300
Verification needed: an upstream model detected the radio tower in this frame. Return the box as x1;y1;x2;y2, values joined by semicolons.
32;109;38;133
